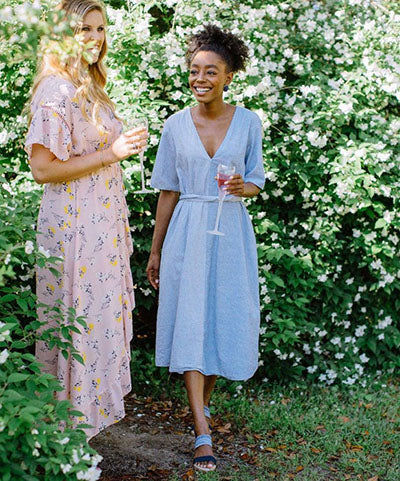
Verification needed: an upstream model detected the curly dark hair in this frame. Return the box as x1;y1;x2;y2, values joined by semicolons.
186;24;249;73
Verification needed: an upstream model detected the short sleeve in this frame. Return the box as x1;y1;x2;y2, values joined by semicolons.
25;82;73;162
151;121;180;191
244;114;265;189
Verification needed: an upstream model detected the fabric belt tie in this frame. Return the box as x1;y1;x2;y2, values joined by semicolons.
179;194;242;203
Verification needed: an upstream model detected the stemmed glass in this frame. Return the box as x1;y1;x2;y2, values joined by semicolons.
129;116;153;194
207;163;236;236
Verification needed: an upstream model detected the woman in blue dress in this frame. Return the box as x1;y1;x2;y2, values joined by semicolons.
146;25;265;472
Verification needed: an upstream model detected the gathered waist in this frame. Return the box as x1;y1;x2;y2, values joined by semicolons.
179;194;242;203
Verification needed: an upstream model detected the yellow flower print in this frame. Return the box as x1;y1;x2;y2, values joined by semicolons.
109;255;118;266
95;378;101;389
115;313;122;323
52;112;58;118
60;220;71;231
73;385;82;392
118;294;122;304
87;323;94;335
48;226;56;237
113;237;118;248
79;266;87;278
99;408;109;418
46;283;55;295
82;352;87;363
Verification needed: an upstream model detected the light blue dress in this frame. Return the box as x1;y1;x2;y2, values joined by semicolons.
151;106;265;381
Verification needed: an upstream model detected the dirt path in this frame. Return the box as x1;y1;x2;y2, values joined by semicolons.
90;394;260;480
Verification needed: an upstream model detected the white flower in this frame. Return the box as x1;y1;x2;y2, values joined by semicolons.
307;365;317;374
377;316;392;329
77;466;101;481
335;353;345;359
24;240;34;255
61;463;72;474
307;131;327;148
355;325;366;337
265;5;278;18
72;449;80;464
38;245;50;258
318;274;328;282
338;102;353;114
58;437;70;445
0;349;9;364
32;448;40;457
360;354;369;363
331;337;341;345
31;428;39;435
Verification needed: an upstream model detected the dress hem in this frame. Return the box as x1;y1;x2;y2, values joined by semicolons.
155;363;257;382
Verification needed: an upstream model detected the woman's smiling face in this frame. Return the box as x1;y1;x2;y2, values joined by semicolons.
80;8;106;64
189;50;233;104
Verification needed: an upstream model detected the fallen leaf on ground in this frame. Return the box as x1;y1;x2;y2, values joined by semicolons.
217;422;232;434
296;465;304;472
368;476;378;481
182;468;195;481
338;416;351;423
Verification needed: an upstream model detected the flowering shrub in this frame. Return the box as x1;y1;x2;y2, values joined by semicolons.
105;0;400;386
0;0;399;411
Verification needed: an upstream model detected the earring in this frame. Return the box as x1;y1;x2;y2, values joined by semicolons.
223;85;229;92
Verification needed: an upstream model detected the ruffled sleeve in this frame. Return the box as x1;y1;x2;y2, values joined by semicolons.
25;79;74;161
151;120;180;191
244;113;265;190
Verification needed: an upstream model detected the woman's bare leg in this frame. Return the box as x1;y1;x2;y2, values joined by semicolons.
184;370;215;470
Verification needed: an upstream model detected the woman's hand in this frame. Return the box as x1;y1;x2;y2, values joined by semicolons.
224;173;245;196
146;252;161;290
108;128;148;163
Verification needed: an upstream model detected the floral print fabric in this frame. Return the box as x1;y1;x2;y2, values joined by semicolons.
25;75;134;439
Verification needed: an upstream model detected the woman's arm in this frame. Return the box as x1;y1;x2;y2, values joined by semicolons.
29;129;147;184
146;190;180;289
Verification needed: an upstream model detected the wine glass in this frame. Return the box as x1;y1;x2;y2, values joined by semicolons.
128;116;153;194
207;163;236;236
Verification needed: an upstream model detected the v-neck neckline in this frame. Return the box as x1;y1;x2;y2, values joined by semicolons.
188;106;238;161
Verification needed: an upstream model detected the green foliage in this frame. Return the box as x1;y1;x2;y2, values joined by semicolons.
104;0;400;385
0;0;399;398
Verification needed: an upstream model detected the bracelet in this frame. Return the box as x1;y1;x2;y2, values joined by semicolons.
100;149;106;168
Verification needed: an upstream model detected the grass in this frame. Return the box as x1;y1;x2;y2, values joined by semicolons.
171;378;400;481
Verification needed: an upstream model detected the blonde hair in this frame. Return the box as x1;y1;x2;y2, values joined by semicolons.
28;0;117;131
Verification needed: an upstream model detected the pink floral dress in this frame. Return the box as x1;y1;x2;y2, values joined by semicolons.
25;75;134;439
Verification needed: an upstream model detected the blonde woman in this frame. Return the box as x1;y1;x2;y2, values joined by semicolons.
25;0;147;439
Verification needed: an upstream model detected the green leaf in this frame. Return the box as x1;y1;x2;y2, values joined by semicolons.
8;373;30;383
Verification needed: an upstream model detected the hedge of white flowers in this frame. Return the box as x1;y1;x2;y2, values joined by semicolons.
1;0;400;405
